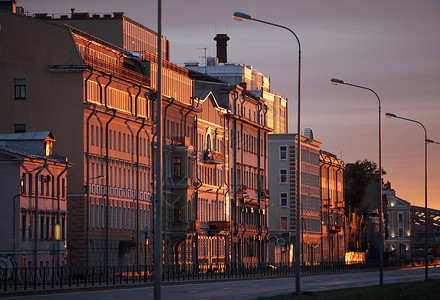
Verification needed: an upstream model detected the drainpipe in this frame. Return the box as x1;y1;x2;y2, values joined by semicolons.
222;108;230;265
34;159;48;267
184;97;196;142
84;68;94;104
86;104;97;267
135;117;146;267
52;158;69;267
105;109;117;266
96;74;106;105
135;85;142;117
256;102;263;263
231;90;238;264
194;115;202;269
163;97;175;141
162;97;174;263
104;74;113;108
145;91;156;124
56;160;69;267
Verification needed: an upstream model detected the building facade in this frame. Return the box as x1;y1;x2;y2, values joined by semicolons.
0;6;275;268
0;132;69;269
320;150;345;263
267;131;322;264
0;8;193;266
184;34;288;134
383;182;411;258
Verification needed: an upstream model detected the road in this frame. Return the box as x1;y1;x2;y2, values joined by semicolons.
4;266;440;300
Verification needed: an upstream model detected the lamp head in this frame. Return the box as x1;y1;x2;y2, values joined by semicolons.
330;78;345;86
426;139;435;144
233;12;252;21
385;113;396;119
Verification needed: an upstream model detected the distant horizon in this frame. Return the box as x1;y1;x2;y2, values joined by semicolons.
19;0;440;210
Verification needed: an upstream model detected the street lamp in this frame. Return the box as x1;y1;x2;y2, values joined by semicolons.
330;78;384;286
233;11;303;295
426;139;440;145
385;112;431;282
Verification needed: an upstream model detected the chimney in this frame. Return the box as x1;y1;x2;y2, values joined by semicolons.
0;0;17;13
214;34;230;64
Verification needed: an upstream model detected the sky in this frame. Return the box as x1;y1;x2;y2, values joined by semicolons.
20;0;440;210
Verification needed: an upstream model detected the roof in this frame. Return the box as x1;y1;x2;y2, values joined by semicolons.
0;131;55;141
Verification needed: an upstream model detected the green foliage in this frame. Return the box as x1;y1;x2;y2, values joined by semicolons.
344;159;385;214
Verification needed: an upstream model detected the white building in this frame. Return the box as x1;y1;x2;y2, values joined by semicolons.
185;34;288;134
383;182;411;258
267;130;322;264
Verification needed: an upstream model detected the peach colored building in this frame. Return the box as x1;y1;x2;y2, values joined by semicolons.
0;8;194;266
1;5;274;268
320;150;346;263
0;132;69;269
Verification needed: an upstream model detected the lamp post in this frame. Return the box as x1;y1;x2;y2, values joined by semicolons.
154;0;163;299
385;112;431;282
233;11;303;295
330;78;384;286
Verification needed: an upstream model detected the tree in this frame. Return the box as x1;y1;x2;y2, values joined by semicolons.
344;159;386;252
344;159;385;214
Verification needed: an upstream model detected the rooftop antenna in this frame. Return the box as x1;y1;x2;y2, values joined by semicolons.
197;47;207;73
339;150;343;161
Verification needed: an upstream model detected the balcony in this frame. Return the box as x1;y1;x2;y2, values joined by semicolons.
260;189;270;198
237;184;247;194
200;150;223;164
82;53;150;87
171;136;192;147
208;221;233;231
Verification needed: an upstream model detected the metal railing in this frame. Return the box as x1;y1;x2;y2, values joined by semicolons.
1;259;436;293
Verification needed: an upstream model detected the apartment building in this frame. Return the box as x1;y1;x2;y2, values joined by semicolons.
187;70;271;266
0;132;69;268
185;34;288;134
383;182;411;258
320;150;345;263
0;7;196;266
268;131;322;264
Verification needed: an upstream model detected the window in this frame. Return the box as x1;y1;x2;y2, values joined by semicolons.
22;214;27;240
280;169;287;183
399;228;404;237
61;217;66;240
14;124;26;133
61;178;66;198
40;175;44;195
14;79;26;99
28;173;33;195
281;217;288;230
174;157;182;178
280;193;288;207
40;216;44;239
398;213;403;223
91;125;94;145
46;216;50;240
279;146;287;160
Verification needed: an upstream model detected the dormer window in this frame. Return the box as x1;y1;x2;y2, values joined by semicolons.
45;140;53;156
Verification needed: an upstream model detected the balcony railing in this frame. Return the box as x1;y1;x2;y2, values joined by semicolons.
82;53;150;87
200;150;223;164
171;136;191;147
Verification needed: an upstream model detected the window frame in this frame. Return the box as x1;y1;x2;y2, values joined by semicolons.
279;145;287;160
14;78;26;99
279;169;288;184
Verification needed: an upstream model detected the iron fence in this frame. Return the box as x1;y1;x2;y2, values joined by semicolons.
1;259;435;293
